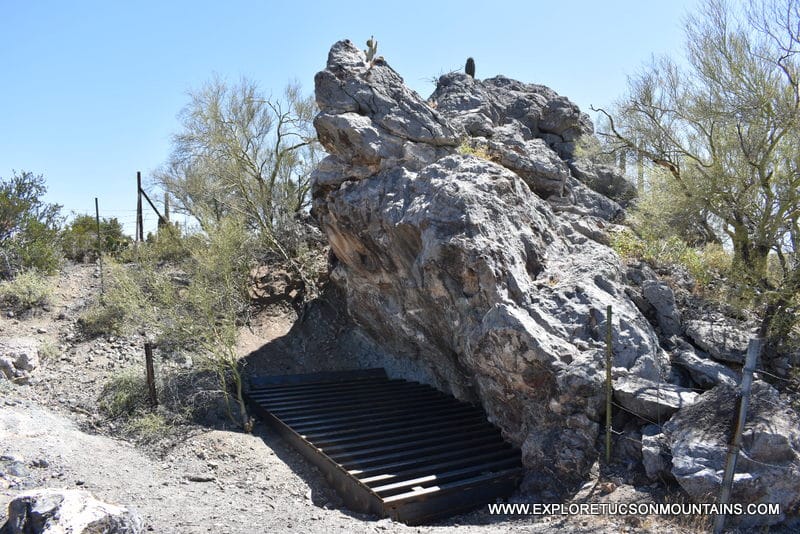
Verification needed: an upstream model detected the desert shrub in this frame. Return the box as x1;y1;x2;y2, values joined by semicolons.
457;139;494;161
78;259;165;338
610;229;731;290
144;225;191;264
12;220;62;275
99;368;150;419
61;215;130;262
124;412;170;442
0;269;53;311
87;218;256;430
37;340;59;361
0;171;63;277
99;368;174;441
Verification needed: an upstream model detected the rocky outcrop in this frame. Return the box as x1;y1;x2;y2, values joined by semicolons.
613;376;698;422
684;313;754;363
429;73;592;159
641;280;681;337
0;337;39;384
641;425;672;481
664;382;800;527
672;341;738;388
310;40;668;491
1;489;142;533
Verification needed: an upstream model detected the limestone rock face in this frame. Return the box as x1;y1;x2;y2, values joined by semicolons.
664;382;800;527
311;40;665;490
684;313;754;363
2;489;142;534
672;340;739;388
613;375;698;422
641;280;681;337
429;72;592;159
641;425;672;481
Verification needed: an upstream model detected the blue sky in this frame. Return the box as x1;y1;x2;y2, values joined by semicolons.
1;0;695;236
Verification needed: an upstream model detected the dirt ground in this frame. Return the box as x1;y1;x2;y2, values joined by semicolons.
1;263;711;533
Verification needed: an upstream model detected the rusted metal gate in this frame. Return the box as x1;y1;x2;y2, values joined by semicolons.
244;368;523;525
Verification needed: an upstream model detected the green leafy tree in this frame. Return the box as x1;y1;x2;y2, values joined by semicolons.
0;171;63;276
596;0;800;343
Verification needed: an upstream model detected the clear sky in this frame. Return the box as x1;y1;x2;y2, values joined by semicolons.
0;0;696;236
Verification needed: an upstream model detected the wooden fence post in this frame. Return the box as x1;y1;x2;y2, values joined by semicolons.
713;337;761;534
136;171;143;243
94;197;104;296
144;342;158;407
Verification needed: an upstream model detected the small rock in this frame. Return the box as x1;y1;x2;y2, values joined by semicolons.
6;461;31;477
186;474;216;482
75;479;85;486
36;327;47;334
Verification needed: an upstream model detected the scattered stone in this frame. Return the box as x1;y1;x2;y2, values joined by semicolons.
0;337;40;384
5;461;31;478
1;488;142;533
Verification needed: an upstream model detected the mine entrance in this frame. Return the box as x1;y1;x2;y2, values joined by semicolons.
244;368;523;524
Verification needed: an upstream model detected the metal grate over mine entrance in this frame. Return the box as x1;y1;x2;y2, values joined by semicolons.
244;369;523;525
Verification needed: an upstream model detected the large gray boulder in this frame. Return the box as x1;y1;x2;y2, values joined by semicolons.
430;73;593;159
311;40;665;491
1;489;142;533
664;382;800;527
672;341;739;388
613;375;698;422
569;159;636;206
641;424;672;481
641;280;682;336
684;313;754;363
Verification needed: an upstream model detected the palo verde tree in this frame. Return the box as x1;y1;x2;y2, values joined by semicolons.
155;77;321;262
596;0;800;344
